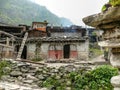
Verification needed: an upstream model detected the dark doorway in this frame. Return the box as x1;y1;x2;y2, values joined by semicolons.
16;45;27;59
64;44;70;58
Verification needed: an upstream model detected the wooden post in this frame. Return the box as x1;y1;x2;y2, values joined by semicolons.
5;37;10;58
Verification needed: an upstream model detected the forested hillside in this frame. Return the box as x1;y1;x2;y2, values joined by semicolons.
0;0;73;26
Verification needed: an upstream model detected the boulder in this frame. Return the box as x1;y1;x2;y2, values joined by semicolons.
82;6;120;28
111;75;120;88
110;54;120;68
0;87;5;90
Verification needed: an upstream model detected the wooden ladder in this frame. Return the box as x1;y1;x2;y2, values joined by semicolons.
16;32;28;60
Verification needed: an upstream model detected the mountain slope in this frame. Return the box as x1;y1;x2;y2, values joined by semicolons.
0;0;73;26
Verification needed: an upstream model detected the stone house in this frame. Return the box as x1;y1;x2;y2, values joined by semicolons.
26;25;89;61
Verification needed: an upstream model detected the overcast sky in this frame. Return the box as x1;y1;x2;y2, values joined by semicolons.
34;0;108;26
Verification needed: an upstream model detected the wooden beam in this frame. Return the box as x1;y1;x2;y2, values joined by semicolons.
0;43;13;48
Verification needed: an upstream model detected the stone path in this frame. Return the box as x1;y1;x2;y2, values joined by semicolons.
0;82;48;90
91;55;105;62
0;81;48;90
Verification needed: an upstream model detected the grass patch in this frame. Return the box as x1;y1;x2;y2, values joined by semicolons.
31;57;43;62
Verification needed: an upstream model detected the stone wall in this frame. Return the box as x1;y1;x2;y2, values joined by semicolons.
0;60;92;90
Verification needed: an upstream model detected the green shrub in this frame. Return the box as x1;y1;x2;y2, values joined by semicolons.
89;65;118;90
0;60;12;78
72;65;118;90
42;76;65;90
42;65;118;90
109;0;120;6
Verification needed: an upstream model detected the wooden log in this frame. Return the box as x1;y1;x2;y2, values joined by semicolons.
0;43;13;48
0;30;17;38
15;59;46;65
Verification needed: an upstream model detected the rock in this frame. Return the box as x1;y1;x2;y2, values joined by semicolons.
37;81;43;87
1;75;18;82
28;70;36;73
26;72;35;76
17;76;23;81
82;6;120;28
111;75;120;88
2;67;11;74
7;77;16;82
1;75;10;81
40;88;48;90
110;54;120;68
0;87;5;90
37;68;43;73
51;69;58;73
66;81;71;86
26;75;38;81
20;66;30;73
55;76;61;80
17;63;30;67
30;84;39;88
51;73;55;76
64;65;76;72
10;71;22;77
12;66;20;71
0;81;34;90
42;71;47;74
37;75;45;80
23;80;34;84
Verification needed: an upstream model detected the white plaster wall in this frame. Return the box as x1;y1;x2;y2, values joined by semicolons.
41;43;49;59
77;40;89;60
27;44;36;59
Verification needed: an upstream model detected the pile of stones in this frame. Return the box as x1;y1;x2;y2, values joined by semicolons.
0;60;92;90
